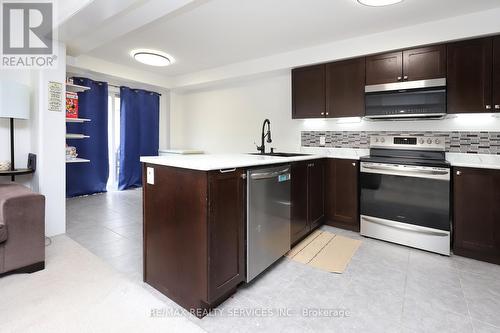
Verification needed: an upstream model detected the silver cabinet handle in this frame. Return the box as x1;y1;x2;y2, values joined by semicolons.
320;112;325;116
308;163;315;167
397;76;402;81
486;105;492;110
352;162;356;166
495;105;500;110
325;112;329;116
403;75;408;80
220;168;236;173
456;171;461;176
241;173;247;179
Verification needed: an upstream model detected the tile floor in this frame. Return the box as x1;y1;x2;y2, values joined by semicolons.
66;190;500;333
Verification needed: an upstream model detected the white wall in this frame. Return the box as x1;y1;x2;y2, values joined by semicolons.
170;72;500;153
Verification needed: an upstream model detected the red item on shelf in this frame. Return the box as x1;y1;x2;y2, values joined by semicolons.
66;92;79;118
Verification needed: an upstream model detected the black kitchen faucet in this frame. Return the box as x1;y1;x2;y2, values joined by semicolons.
256;119;272;154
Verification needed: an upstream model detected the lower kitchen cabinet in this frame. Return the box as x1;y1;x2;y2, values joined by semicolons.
453;167;500;264
291;159;325;245
142;164;245;315
325;158;360;231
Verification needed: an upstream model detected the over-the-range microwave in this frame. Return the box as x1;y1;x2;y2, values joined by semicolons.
364;78;446;120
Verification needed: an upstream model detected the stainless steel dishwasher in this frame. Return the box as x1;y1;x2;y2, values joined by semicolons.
247;164;291;282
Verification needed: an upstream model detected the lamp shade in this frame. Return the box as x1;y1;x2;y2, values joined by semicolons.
0;79;30;119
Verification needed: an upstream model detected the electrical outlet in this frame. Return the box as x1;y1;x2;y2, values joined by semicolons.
147;167;155;185
319;136;326;146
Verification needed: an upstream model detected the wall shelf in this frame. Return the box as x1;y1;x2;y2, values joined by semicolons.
66;83;90;93
66;158;90;164
66;117;91;123
66;134;90;139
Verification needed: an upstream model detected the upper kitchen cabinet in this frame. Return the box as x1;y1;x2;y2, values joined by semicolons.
365;51;403;85
366;45;446;85
494;36;500;111
292;64;326;119
453;167;500;265
447;37;493;113
403;45;446;81
326;57;365;118
325;159;359;232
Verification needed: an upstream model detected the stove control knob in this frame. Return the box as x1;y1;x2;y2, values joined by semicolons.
427;138;432;144
380;138;385;143
375;138;379;143
435;139;440;144
419;139;425;144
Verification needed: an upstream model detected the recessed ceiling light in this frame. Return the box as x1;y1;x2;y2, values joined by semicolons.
130;49;174;67
357;0;403;7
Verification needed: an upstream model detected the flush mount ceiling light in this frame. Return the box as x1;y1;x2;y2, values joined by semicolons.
131;49;174;67
357;0;403;6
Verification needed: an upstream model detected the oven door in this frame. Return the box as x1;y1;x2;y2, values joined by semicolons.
360;162;450;231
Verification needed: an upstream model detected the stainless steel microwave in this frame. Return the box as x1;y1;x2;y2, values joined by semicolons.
364;78;446;120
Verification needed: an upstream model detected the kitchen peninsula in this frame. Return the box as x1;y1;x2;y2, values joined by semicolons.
140;153;326;316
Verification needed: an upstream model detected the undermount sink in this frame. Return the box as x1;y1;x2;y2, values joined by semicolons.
248;152;311;157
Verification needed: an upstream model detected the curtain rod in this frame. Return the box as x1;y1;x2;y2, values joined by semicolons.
107;83;162;96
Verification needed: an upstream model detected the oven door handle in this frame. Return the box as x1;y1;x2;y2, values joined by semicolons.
362;216;449;237
361;164;450;179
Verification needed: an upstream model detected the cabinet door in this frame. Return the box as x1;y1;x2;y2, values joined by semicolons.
292;64;326;119
453;167;500;265
325;159;359;231
493;36;500;111
403;45;446;81
447;38;493;114
291;161;309;245
307;159;325;230
326;58;365;118
207;169;245;302
365;51;403;85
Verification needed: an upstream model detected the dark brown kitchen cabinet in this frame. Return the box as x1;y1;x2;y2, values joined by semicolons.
291;159;325;245
326;57;365;118
403;45;446;81
142;164;245;316
292;64;326;119
325;159;359;231
493;36;500;111
366;45;446;85
447;38;493;113
308;159;325;229
365;51;403;85
453;167;500;265
207;169;246;303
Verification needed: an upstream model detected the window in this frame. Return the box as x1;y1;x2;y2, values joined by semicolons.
107;93;120;190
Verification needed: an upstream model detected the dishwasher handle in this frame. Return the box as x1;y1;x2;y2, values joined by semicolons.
250;168;290;180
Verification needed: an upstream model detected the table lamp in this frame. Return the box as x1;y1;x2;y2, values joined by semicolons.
0;79;30;179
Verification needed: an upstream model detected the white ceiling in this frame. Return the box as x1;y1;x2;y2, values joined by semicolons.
68;0;500;77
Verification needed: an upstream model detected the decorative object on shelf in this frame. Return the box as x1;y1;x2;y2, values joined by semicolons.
66;145;78;160
0;161;11;171
66;92;79;118
0;79;32;181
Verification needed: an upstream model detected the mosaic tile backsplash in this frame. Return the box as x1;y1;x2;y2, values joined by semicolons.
301;131;500;154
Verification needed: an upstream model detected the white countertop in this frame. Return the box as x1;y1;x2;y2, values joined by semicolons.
141;149;500;171
140;153;324;171
446;153;500;170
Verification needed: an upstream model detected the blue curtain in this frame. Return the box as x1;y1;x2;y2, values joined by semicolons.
66;78;109;197
118;87;160;190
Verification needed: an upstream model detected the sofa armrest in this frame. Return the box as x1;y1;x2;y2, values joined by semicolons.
1;192;45;272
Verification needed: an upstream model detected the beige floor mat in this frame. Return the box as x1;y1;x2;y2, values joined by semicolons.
286;230;361;273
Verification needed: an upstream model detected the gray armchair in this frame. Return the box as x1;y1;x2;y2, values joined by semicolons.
0;184;45;276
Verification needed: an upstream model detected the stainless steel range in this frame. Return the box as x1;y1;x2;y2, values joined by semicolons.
360;136;451;255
